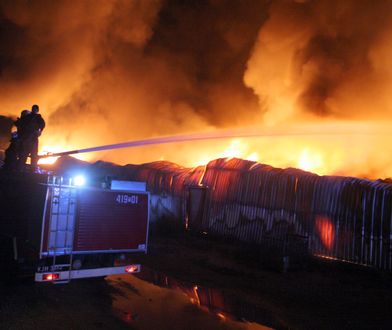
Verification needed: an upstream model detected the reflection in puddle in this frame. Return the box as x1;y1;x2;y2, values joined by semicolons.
107;267;274;330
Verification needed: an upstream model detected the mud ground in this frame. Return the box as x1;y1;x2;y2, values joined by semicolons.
1;229;392;330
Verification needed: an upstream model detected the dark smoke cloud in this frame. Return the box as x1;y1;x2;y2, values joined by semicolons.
1;0;392;177
146;0;269;126
0;0;128;123
245;0;392;122
0;0;268;163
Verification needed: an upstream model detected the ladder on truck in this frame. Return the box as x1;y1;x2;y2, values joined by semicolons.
45;176;77;282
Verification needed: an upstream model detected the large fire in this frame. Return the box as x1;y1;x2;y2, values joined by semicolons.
38;120;392;179
2;1;392;179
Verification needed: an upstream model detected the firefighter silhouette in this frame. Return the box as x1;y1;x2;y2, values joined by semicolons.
16;105;45;172
3;131;20;170
2;109;31;171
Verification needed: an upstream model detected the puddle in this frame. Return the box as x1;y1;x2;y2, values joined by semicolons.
107;267;275;330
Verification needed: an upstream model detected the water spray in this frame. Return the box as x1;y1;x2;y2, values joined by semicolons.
38;122;392;159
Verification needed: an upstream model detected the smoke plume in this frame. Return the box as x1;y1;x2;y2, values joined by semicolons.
0;0;267;164
245;0;392;123
1;0;392;178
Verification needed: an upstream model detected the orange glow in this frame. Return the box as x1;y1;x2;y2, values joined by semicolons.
189;138;261;166
297;148;323;173
193;285;201;305
221;139;259;162
38;137;94;165
216;312;226;320
37;120;392;179
38;148;59;165
315;216;335;250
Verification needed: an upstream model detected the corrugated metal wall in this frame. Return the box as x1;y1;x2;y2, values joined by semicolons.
196;158;392;271
87;158;392;270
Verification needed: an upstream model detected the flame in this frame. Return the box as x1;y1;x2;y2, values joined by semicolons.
37;121;392;179
221;139;259;162
189;139;259;166
297;148;323;173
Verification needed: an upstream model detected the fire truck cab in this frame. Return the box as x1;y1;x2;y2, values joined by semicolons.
0;172;149;283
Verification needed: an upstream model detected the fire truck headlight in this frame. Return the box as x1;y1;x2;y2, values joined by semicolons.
73;175;86;186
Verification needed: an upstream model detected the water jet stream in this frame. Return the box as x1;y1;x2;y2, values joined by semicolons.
39;122;391;158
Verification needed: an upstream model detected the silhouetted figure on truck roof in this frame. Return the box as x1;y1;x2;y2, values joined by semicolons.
3;131;20;171
2;109;31;171
14;109;31;134
17;104;45;172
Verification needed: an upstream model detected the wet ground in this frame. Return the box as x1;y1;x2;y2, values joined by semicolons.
1;230;392;329
108;273;269;330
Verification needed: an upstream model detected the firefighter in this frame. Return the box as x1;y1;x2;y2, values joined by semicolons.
2;110;31;171
2;132;19;171
17;105;45;172
14;109;31;136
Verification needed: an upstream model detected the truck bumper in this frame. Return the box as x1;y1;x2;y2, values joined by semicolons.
35;264;140;282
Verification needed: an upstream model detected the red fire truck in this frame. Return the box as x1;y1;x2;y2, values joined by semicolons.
0;172;149;283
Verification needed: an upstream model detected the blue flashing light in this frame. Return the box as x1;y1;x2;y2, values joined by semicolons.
73;175;86;186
